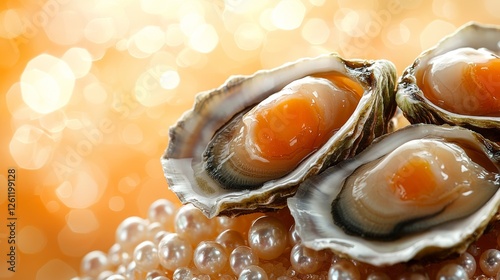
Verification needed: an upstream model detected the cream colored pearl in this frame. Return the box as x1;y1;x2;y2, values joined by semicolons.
193;241;229;275
290;243;324;274
157;233;193;271
216;229;246;254
456;252;476;278
239;265;269;280
436;263;468;280
115;216;148;251
248;216;287;260
133;240;160;271
148;199;177;231
81;250;110;278
175;204;216;246
480;249;500;277
172;267;194;280
230;246;259;275
328;260;360;280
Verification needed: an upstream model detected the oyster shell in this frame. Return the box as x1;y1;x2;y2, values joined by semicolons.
397;22;500;141
288;124;500;266
162;53;397;218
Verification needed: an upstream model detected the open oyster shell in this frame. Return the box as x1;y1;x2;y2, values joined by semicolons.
161;53;397;218
397;22;500;141
288;124;500;266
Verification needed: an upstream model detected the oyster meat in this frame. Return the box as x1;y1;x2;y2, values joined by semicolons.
288;124;500;266
397;22;500;141
162;53;397;218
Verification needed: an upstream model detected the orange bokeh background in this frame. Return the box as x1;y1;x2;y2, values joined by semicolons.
0;0;499;279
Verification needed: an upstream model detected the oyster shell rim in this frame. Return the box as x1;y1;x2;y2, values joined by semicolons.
287;124;500;266
161;53;398;218
396;21;500;141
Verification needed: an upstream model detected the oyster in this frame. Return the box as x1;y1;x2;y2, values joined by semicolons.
288;124;500;266
397;22;500;141
162;53;397;218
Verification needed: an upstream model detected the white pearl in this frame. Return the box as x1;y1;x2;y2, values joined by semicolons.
133;240;160;271
216;229;246;254
81;250;110;278
239;265;269;280
157;233;193;271
230;246;259;275
480;249;500;277
290;243;324;274
248;216;287;260
328;260;360;280
116;216;147;251
175;204;216;246
194;241;229;274
149;199;177;231
456;252;476;278
436;263;468;280
173;267;194;280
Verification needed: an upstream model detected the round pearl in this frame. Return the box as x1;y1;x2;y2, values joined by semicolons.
456;252;476;278
230;246;259;275
239;265;269;280
116;216;147;251
133;240;160;271
151;276;170;280
148;199;177;231
479;249;500;277
173;267;194;280
175;204;216;246
248;216;287;260
288;224;301;246
193;241;229;275
157;233;193;271
436;263;468;280
290;243;324;274
328;260;360;280
81;250;110;278
216;229;246;254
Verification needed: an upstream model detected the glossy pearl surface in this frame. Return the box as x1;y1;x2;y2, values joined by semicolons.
115;216;147;251
193;241;228;274
239;265;269;280
133;240;160;271
328;259;360;280
248;216;287;260
175;204;216;246
436;263;468;280
157;233;193;271
230;246;259;275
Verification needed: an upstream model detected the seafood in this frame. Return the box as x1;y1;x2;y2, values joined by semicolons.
397;22;500;141
288;124;500;266
161;53;397;218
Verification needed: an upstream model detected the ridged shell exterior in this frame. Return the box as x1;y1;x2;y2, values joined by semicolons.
396;22;500;141
162;53;397;218
288;124;500;266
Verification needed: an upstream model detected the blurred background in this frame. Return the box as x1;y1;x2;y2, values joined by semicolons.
0;0;499;279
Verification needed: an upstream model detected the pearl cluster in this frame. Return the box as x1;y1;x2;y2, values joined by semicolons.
76;198;500;280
